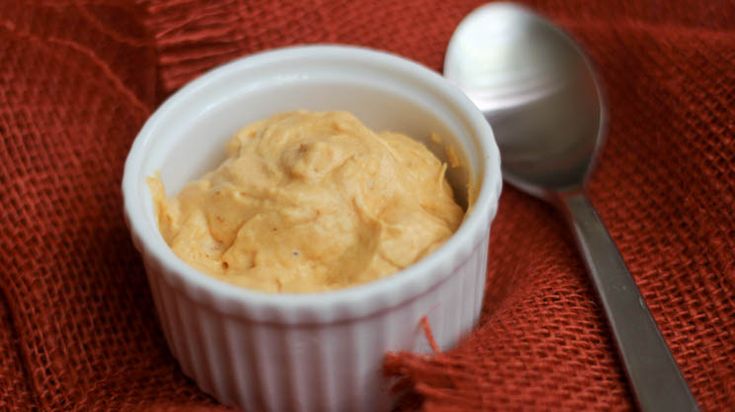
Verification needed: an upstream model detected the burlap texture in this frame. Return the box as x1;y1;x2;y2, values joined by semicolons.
1;0;733;410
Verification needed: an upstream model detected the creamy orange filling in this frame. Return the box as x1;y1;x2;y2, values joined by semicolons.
149;111;464;293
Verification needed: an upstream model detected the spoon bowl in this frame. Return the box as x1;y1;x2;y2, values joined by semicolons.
445;2;605;199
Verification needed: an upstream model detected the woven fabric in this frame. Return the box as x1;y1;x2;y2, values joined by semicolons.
1;0;733;410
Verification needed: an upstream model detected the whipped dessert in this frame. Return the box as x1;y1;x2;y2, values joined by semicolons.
149;111;464;292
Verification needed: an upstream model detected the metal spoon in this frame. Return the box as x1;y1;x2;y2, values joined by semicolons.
444;3;698;411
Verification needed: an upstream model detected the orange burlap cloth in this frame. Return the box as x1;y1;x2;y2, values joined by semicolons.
1;0;733;410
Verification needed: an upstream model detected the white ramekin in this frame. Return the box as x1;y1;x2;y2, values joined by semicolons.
122;45;501;412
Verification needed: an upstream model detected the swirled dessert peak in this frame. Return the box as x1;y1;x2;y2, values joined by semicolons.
149;111;464;293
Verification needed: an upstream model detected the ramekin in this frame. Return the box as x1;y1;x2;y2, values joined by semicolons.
122;45;501;412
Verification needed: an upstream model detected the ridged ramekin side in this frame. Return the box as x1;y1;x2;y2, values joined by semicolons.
141;231;490;412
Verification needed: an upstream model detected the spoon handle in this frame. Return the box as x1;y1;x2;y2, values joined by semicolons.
559;191;698;412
